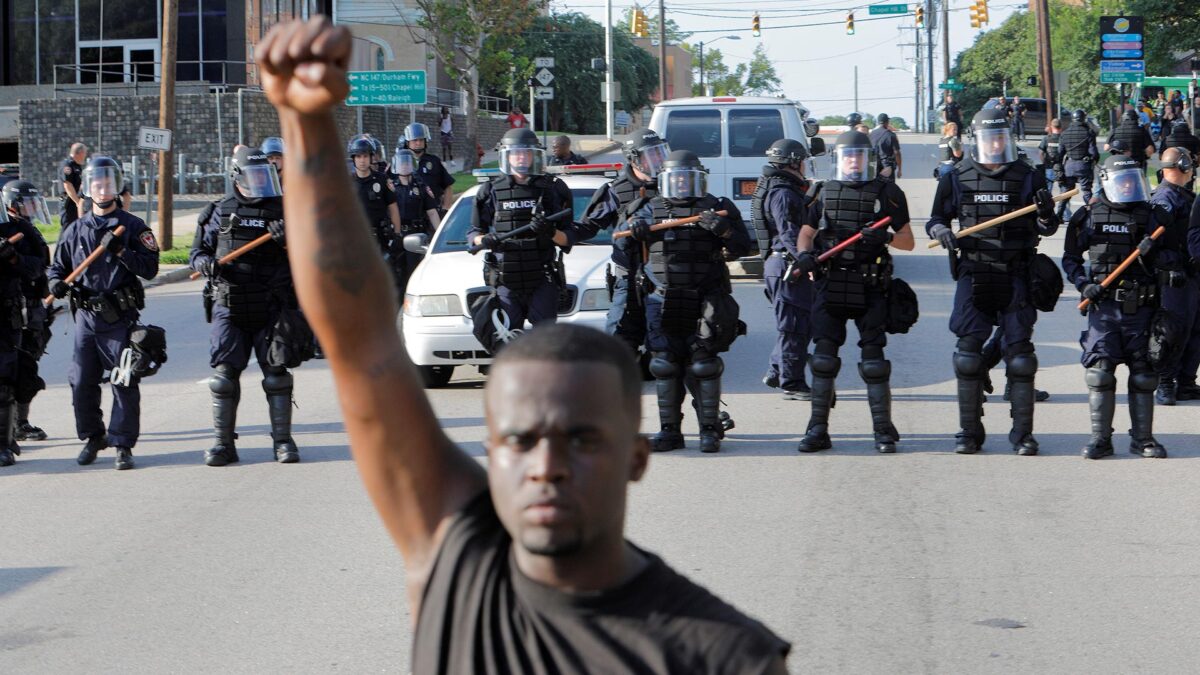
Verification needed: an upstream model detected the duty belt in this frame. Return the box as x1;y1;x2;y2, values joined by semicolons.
1100;280;1158;314
71;285;144;322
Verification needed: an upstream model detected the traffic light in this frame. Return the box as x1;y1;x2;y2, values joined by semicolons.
969;0;989;27
978;0;989;24
969;1;981;28
846;12;855;35
1026;76;1037;86
752;13;761;37
631;8;648;38
915;6;924;28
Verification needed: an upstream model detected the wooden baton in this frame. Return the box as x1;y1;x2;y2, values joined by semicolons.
926;187;1081;249
816;216;893;263
189;232;274;280
612;210;730;239
44;226;123;305
1077;225;1165;311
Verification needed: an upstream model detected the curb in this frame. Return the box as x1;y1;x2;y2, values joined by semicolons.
145;265;195;289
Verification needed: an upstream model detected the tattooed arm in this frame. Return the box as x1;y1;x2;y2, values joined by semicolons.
257;17;487;606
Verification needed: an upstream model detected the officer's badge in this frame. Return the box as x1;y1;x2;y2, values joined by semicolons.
140;231;160;252
873;199;881;213
63;166;72;175
373;182;381;193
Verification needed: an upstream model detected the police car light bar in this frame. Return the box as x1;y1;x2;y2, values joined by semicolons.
545;163;624;177
472;167;503;182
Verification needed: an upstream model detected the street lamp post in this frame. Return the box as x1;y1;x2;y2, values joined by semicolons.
697;35;740;95
887;65;919;132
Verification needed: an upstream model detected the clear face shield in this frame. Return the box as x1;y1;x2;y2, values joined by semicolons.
657;167;707;200
636;142;670;178
834;147;875;182
499;146;544;176
972;127;1017;164
82;166;122;203
1102;167;1151;203
391;150;416;176
235;163;283;198
11;195;51;225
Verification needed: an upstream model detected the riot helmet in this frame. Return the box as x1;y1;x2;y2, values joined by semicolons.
766;138;809;168
404;123;431;153
622;128;670;178
81;156;123;207
391;148;417;177
1099;155;1150;204
497;127;544;177
657;150;708;201
1108;139;1130;156
231;146;282;199
347;136;375;158
832;131;875;182
260;136;285;157
2;180;51;225
970;108;1017;164
1122;109;1139;123
1073;108;1087;124
846;112;863;127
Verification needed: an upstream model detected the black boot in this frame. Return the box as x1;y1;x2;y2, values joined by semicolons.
1082;364;1115;459
114;446;134;470
78;434;108;465
206;366;240;467
651;374;686;452
1176;379;1200;401
264;369;300;463
693;357;724;454
0;388;15;466
860;359;899;453
14;402;46;441
1129;369;1167;458
1006;352;1039;456
953;340;987;454
798;352;838;453
1155;378;1177;406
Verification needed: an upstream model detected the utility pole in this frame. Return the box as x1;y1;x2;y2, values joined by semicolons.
658;0;668;101
925;0;935;132
1032;0;1056;120
156;0;178;247
854;66;859;114
605;0;614;140
941;0;950;81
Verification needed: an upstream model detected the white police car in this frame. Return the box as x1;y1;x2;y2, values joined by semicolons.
401;165;620;387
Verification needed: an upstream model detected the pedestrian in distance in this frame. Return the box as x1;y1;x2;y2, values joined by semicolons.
507;105;529;129
253;17;791;672
439;106;454;161
58;142;87;228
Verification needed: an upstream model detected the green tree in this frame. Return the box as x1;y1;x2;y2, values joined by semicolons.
743;44;782;96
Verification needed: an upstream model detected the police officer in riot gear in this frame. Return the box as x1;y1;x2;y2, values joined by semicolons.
628;150;751;453
1106;109;1156;168
797;131;915;453
1058;108;1100;207
928;108;1059;456
49;156;160;470
190;147;301;466
754;138;815;400
0;184;51;466
580;128;670;353
1149;148;1199;404
349;136;404;292
1038;118;1069;218
846;112;863;128
399;123;455;212
2;181;53;445
469;128;575;330
1063;156;1167;459
936;122;964;179
389;148;441;294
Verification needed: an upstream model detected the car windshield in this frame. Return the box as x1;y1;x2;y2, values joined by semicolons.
432;189;609;254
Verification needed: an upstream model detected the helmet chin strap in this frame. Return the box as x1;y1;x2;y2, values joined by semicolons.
94;198;116;209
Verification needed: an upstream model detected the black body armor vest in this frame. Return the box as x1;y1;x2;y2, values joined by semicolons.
487;176;556;292
750;166;806;256
954;159;1038;265
819;179;886;266
1060;124;1093;160
1088;199;1154;284
647;195;725;290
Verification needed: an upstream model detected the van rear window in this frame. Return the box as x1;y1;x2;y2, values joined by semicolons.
664;109;722;157
729;109;784;157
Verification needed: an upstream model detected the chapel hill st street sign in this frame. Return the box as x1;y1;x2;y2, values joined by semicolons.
869;4;908;15
346;70;428;106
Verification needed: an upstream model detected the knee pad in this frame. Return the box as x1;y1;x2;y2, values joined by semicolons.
209;364;241;397
262;369;294;395
952;347;986;379
648;353;680;379
814;340;840;358
861;345;884;362
956;337;984;353
689;356;724;380
858;359;891;384
1006;352;1038;381
1085;361;1117;390
1129;367;1158;393
809;352;842;378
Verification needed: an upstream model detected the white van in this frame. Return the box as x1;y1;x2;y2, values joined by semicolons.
647;96;824;204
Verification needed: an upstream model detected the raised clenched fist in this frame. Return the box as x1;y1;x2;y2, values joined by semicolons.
256;16;352;116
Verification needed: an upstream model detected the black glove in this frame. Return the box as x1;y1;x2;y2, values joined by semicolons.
267;219;287;246
480;233;501;250
531;214;556;238
0;239;16;263
929;223;957;250
1081;283;1106;301
858;225;893;248
1034;188;1056;223
50;280;70;299
785;251;817;282
100;230;125;256
629;218;653;242
1136;236;1156;257
697;210;731;237
201;259;223;280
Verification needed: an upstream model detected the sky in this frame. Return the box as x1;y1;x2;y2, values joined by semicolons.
554;0;1023;121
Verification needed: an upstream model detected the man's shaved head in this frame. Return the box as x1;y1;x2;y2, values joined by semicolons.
1162;147;1185;166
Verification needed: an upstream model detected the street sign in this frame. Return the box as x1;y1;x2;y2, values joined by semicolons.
938;79;964;91
534;68;555;87
1100;60;1145;72
534;87;554;101
1101;72;1144;84
534;57;555;68
137;126;172;151
346;70;427;106
615;110;632;127
868;3;907;15
1103;49;1143;59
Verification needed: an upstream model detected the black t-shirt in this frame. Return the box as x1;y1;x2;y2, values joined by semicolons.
353;171;396;225
59;158;82;198
869;127;901;167
413;152;455;202
944;101;962;124
413;492;791;674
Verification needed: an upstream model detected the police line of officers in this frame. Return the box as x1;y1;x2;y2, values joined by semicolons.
8;105;1198;469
